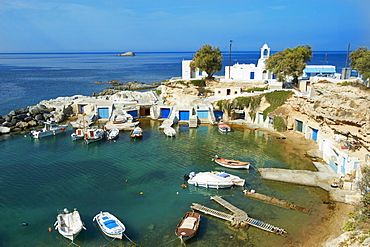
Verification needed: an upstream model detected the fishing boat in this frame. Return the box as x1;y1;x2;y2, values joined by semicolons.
112;115;127;124
214;155;250;169
130;126;143;138
218;122;231;133
71;128;86;141
54;208;86;241
93;211;126;240
107;128;119;141
186;171;245;189
163;126;176;137
84;128;106;144
29;119;67;138
175;211;200;242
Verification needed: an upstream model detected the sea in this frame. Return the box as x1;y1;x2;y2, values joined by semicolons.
0;51;348;247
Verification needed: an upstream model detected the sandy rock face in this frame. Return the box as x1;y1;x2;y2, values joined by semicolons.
285;83;370;149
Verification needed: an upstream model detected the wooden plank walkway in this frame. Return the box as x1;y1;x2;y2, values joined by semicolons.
191;196;287;236
191;203;235;222
210;196;248;217
243;191;312;214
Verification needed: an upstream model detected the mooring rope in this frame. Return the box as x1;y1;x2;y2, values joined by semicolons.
123;233;141;247
99;237;115;247
158;237;180;246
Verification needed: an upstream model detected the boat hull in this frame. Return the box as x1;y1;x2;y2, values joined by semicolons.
175;212;200;241
30;127;66;138
187;171;245;189
214;157;250;169
218;123;231;133
93;211;125;240
55;209;85;241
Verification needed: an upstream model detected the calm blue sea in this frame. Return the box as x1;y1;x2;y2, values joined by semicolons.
0;51;345;246
0;51;348;116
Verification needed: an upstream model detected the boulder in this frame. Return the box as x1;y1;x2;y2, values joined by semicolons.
15;108;28;114
34;114;44;121
0;126;11;134
15;121;28;129
27;120;38;127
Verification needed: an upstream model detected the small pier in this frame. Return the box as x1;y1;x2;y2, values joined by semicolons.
191;196;287;236
244;192;312;214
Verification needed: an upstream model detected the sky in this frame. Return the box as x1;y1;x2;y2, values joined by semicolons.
0;0;369;53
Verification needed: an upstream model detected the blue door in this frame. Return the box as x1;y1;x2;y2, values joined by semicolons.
341;157;346;173
296;120;303;132
197;110;208;119
214;111;223;120
161;108;170;118
98;108;109;119
127;110;138;118
250;72;255;79
312;128;318;141
179;111;190;121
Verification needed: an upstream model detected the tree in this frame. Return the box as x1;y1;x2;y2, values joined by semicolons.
265;45;313;85
350;47;370;80
190;44;223;80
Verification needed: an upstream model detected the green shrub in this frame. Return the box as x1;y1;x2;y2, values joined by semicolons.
273;116;286;132
263;90;292;120
190;79;206;87
343;221;356;231
245;87;268;93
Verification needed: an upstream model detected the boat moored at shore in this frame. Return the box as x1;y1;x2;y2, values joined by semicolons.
186;171;245;189
214;155;250;169
54;208;86;241
29;120;67;139
84;128;106;144
93;211;126;240
175;211;200;242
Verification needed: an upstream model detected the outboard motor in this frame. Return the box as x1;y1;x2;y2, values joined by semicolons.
184;174;190;181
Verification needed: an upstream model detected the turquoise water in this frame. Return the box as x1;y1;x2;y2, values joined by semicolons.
0;120;329;246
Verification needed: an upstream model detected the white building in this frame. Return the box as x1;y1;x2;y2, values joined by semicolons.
223;44;274;82
181;60;207;80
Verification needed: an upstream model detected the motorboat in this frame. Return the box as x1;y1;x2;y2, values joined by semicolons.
186;171;245;189
29;119;67;138
175;211;200;242
218;122;231;133
71;128;86;141
54;208;86;241
93;211;126;240
214;155;250;169
164;126;176;137
107;128;119;141
84;128;106;144
130;126;143;138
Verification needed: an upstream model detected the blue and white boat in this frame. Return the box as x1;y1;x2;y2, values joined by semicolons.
29;119;67;138
93;211;126;240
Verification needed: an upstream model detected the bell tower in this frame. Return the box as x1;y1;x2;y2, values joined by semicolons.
260;43;270;59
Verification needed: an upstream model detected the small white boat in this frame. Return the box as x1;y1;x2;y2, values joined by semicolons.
175;211;200;242
130;126;143;138
107;128;119;141
164;127;176;137
93;211;126;240
29;119;67;138
214;155;250;169
218;122;231;133
84;128;106;144
71;128;86;141
54;208;86;241
186;171;245;189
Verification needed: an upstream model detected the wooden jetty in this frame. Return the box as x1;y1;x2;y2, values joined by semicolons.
243;191;312;214
191;196;287;236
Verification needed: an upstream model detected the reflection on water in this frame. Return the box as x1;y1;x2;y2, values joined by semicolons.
0;119;329;246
